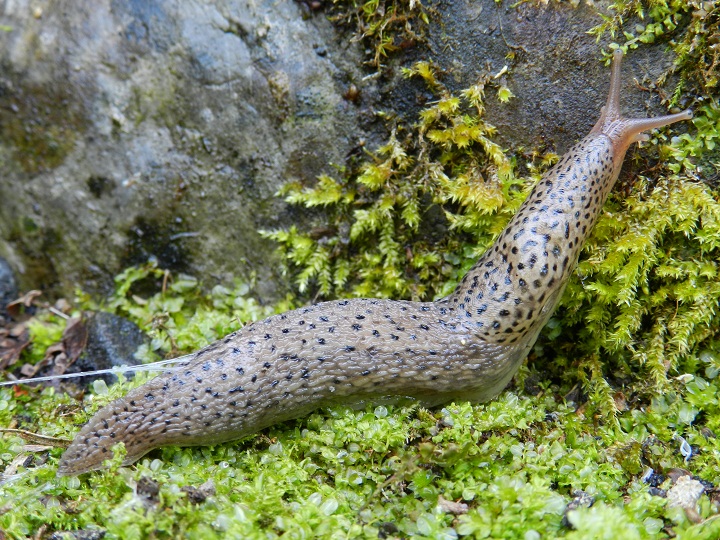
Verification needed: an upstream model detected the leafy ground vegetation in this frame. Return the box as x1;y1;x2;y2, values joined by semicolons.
2;0;720;538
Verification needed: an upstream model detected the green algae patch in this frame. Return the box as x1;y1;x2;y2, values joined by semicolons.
328;0;430;68
0;80;88;173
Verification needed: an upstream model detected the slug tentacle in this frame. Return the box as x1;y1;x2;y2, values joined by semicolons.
591;49;692;160
57;50;692;476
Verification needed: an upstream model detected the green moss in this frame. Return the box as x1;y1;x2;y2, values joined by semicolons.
263;60;525;300
24;315;67;365
329;0;430;68
5;380;718;537
79;261;288;356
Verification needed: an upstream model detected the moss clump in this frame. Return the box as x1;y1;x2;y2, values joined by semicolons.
552;169;720;405
328;0;430;68
263;60;526;300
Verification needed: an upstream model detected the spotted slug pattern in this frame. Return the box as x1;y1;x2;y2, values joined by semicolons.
57;50;692;476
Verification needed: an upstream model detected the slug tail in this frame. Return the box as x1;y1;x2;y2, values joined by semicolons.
57;372;182;476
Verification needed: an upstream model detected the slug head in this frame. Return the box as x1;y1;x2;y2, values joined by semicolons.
590;49;692;165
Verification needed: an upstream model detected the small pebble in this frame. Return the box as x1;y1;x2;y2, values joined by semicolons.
667;475;705;511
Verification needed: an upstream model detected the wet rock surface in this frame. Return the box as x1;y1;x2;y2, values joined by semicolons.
67;311;147;385
0;0;372;298
0;256;19;316
0;0;677;298
428;0;680;155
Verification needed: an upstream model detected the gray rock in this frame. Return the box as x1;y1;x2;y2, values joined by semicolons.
428;1;686;155
0;1;686;300
49;531;105;540
0;256;19;314
68;311;147;385
667;475;705;511
0;0;370;299
562;489;595;528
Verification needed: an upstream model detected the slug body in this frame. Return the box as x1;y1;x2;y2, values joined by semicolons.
57;51;691;475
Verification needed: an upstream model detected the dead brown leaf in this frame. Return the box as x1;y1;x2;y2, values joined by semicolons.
61;316;88;364
6;290;42;319
43;342;65;358
20;315;89;379
0;326;30;370
613;391;628;412
20;362;37;377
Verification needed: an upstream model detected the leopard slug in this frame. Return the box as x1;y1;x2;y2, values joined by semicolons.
57;50;692;476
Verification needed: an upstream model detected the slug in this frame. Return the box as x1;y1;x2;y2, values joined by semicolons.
57;50;692;476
